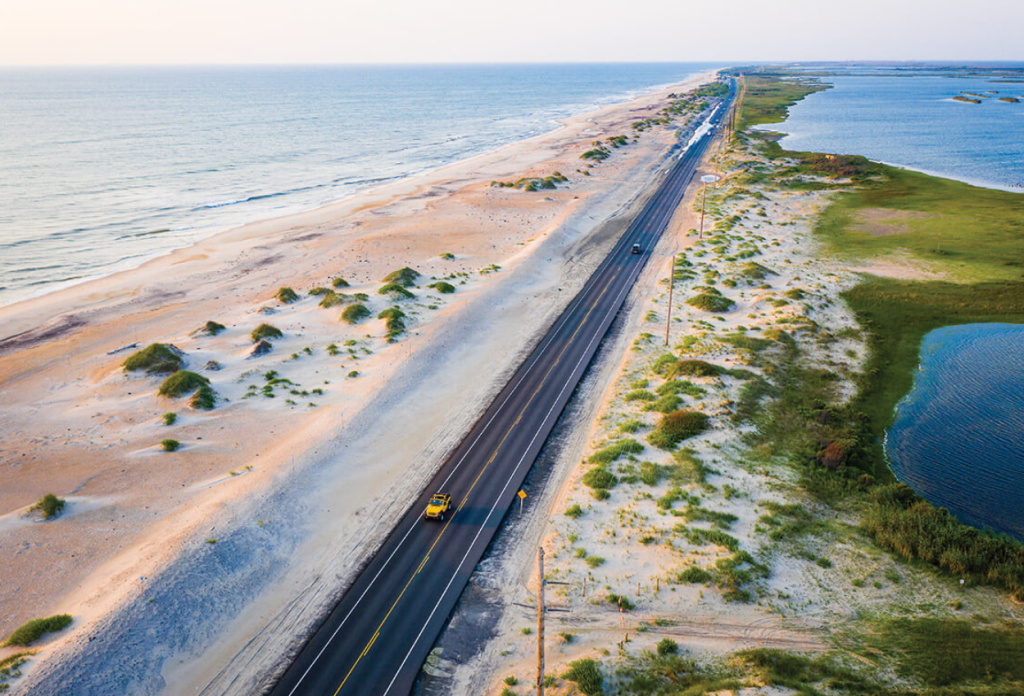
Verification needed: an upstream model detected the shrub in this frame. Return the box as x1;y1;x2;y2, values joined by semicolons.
331;277;350;288
190;385;217;410
607;593;634;610
161;439;180;452
582;467;618;490
318;292;351;308
686;293;735;312
341;304;371;324
275;287;299;303
308;286;330;296
378;282;414;299
588;439;644;465
193;320;226;336
162;412;177;425
656;638;679;655
29;493;65;519
586;555;605;568
651;353;677;375
158;370;210;398
429;281;455;294
624;389;657;402
123;343;183;374
563;658;603;696
439;253;455;260
649;410;709;449
2;615;72;647
665;360;721;379
644;394;682;414
565;504;584;519
378;307;407;338
639;461;663;486
250;324;283;342
677;566;712;583
382;267;420;287
656;380;706;397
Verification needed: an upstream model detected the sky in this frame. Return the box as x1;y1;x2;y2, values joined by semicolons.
2;0;1022;65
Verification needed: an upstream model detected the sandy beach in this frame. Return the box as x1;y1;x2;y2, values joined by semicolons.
0;72;719;693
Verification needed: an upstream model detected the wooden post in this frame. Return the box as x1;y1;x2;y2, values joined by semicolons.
665;253;676;346
699;182;708;240
537;548;545;696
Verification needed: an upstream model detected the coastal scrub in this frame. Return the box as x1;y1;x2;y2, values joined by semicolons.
123;343;183;375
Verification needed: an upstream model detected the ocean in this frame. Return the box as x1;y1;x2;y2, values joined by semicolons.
768;67;1024;192
0;63;721;306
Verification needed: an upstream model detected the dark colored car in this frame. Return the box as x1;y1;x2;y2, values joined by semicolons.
631;243;641;254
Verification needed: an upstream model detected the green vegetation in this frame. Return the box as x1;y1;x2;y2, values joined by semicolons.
3;615;72;647
731;72;828;131
624;389;656;402
378;282;414;299
737;649;874;695
161;439;180;452
686;293;735;313
308;286;330;296
331;277;350;288
341;303;371;324
29;493;65;519
193;320;226;336
318;291;352;308
250;324;283;342
439;252;455;260
649;410;709;449
656;380;706;398
588;439;644;465
162;412;177;425
190;384;217;410
953;95;982;104
665;359;722;379
582;467;618;490
123;343;183;374
563;658;603;696
656;638;678;656
492;172;568;191
565;504;583;519
378;307;407;339
382;267;420;287
158;370;210;398
644;394;682;414
275;287;299;303
0;651;35;691
428;281;455;294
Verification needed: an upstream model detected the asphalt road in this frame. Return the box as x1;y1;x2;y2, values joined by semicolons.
270;85;733;696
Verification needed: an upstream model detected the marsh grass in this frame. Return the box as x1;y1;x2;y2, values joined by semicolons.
123;343;183;374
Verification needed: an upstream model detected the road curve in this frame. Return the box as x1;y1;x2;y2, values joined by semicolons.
269;84;734;696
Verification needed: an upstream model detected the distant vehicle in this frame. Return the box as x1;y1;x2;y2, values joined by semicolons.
631;243;641;255
425;493;451;521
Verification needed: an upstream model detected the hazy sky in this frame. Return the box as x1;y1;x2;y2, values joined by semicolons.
2;0;1021;65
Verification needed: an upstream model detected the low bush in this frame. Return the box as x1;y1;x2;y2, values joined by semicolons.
331;277;350;288
656;638;679;656
677;566;712;583
582;467;618;490
190;385;217;410
308;286;330;296
565;504;584;519
161;439;180;452
29;493;65;519
429;281;455;294
250;324;283;342
378;307;407;337
607;593;635;610
162;412;177;425
686;293;735;313
624;389;657;402
639;461;663;486
649;410;709;449
158;370;210;398
3;614;72;647
439;252;455;260
275;287;299;303
192;320;226;336
341;304;371;324
588;439;644;465
382;267;420;287
644;394;682;414
319;292;351;308
665;360;722;379
563;658;604;696
657;380;706;397
123;343;183;374
378;282;414;299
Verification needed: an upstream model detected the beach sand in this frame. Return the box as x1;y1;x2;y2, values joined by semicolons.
0;72;719;693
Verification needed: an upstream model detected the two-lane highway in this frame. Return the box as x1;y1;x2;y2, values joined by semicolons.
270;84;733;696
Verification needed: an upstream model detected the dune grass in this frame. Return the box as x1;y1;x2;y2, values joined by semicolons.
649;410;709;449
161;438;180;452
123;343;183;374
382;267;420;287
341;303;371;324
588;439;644;465
664;359;722;379
28;494;65;520
3;615;72;647
429;281;455;294
190;384;217;410
158;370;210;398
250;323;283;342
331;277;350;288
378;282;415;299
192;320;226;337
686;293;735;313
162;412;177;425
378;307;407;338
275;287;299;303
308;286;330;296
318;291;351;308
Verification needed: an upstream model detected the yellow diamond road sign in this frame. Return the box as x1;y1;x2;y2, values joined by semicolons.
518;490;527;500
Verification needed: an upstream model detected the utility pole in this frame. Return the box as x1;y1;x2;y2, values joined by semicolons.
536;547;545;696
698;181;708;240
665;253;676;346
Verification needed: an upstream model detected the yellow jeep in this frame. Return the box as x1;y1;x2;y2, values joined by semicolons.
425;493;451;521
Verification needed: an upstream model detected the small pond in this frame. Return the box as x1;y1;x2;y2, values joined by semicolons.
885;323;1024;542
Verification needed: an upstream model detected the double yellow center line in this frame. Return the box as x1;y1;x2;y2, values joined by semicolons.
332;277;616;695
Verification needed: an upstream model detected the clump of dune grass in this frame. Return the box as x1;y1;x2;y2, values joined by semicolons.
318;291;351;308
331;277;350;288
429;281;455;294
308;286;330;296
649;410;709;449
378;307;407;339
686;292;735;313
439;252;455;260
3;615;73;647
275;287;299;304
665;359;721;379
158;370;210;398
190;385;217;410
192;320;226;337
250;324;283;342
378;282;415;299
582;467;618;490
588;439;644;465
382;267;420;287
161;439;180;452
341;304;371;324
123;343;183;375
162;412;177;425
29;494;65;520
